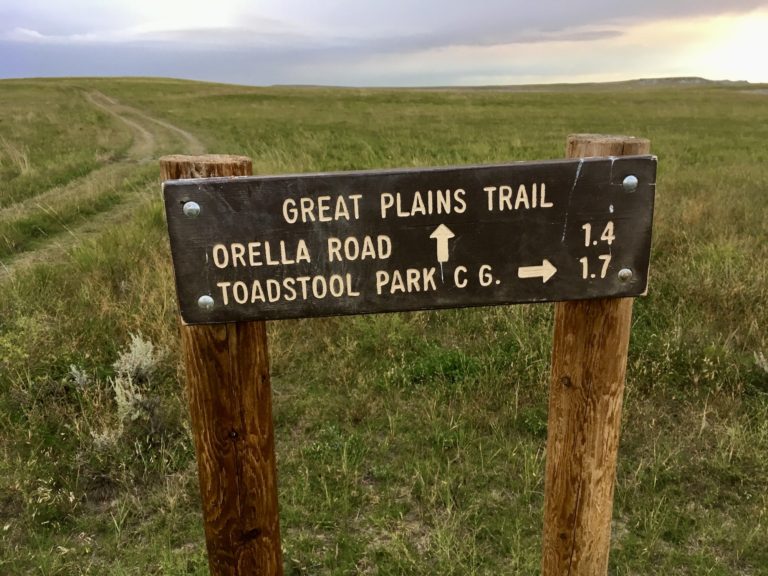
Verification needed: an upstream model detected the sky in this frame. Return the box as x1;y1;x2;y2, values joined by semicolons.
1;0;767;86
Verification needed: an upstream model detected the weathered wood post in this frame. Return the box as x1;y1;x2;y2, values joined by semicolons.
541;135;651;575
160;155;283;576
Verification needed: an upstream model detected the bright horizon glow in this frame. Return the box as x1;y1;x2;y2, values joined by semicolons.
686;10;768;83
283;11;768;86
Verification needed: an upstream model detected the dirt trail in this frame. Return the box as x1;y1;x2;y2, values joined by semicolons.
0;91;206;281
84;92;157;160
86;91;205;157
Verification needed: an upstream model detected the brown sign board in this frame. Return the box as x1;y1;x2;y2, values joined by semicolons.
163;155;656;324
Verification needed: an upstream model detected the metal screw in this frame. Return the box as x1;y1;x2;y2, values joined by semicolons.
618;268;633;282
183;201;201;217
197;295;215;311
622;175;638;192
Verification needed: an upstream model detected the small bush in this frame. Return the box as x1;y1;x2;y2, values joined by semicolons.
112;332;162;383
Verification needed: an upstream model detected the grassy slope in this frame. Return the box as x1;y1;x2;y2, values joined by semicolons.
0;78;766;575
0;79;131;208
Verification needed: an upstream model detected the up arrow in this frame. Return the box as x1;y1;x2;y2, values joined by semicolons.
517;259;557;283
430;224;455;263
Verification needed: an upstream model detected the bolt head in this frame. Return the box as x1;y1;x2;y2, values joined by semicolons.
197;295;215;311
618;268;633;282
622;175;639;192
183;201;201;217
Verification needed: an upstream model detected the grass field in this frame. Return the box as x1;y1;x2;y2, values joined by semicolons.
0;77;767;575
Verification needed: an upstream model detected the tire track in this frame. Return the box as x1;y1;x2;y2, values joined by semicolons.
0;90;205;281
86;91;205;158
84;92;156;161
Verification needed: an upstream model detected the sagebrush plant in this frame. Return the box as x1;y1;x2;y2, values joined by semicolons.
68;363;90;388
111;373;145;428
112;331;163;383
756;351;768;375
85;332;164;450
111;332;162;431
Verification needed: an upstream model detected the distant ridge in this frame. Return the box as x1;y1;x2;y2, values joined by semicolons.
271;76;753;92
630;76;749;86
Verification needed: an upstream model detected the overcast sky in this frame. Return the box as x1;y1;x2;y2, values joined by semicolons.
2;0;767;86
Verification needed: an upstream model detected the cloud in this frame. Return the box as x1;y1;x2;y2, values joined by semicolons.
4;0;766;53
2;28;47;42
2;0;767;84
0;16;321;50
257;0;768;51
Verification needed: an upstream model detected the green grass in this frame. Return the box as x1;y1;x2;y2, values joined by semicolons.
0;77;767;574
0;165;155;259
0;80;132;208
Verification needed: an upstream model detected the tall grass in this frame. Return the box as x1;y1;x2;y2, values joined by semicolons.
0;78;767;574
0;137;31;176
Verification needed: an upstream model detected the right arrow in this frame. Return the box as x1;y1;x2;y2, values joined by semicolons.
518;259;557;283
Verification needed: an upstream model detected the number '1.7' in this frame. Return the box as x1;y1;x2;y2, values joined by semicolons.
579;255;612;279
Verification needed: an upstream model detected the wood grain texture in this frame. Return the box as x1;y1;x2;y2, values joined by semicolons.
541;136;651;576
161;154;252;180
161;155;283;576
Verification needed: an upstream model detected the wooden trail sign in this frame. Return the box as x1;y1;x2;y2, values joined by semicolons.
164;156;656;324
161;134;654;576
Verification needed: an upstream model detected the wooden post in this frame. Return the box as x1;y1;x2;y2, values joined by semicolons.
541;135;650;575
160;155;283;576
